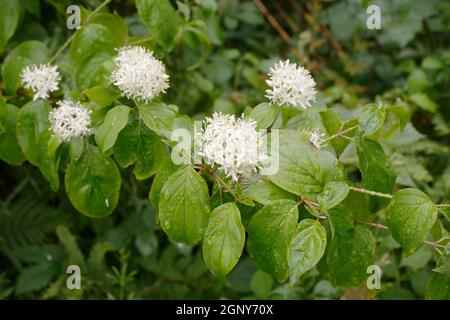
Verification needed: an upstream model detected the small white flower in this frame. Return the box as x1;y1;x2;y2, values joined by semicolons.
21;63;61;100
198;112;268;181
111;46;169;102
265;59;317;109
302;128;326;149
49;100;91;142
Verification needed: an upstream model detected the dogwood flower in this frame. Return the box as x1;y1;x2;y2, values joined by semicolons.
198;112;268;181
302;128;326;149
265;59;317;109
49;100;91;141
21;63;60;100
111;46;169;102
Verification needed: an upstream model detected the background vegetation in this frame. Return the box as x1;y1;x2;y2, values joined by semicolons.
1;0;450;299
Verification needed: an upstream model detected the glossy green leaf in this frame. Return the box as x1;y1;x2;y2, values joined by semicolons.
95;105;130;154
65;144;121;218
317;181;349;211
0;0;20;53
247;199;298;283
249;103;279;129
16;100;52;165
149;159;180;209
138;102;178;139
243;179;296;205
136;0;182;49
425;272;450;300
1;41;49;94
357;137;396;212
267;130;345;201
114;117;166;180
328;224;375;288
320;109;358;156
386;188;437;257
159;166;210;245
359;103;386;136
83;85;121;108
37;130;60;191
0;104;26;165
288;219;327;286
202;203;245;277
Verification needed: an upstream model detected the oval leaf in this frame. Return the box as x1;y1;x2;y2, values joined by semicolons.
159;166;210;245
202;203;245;277
386;188;437;257
95;105;130;154
65;144;121;218
288;219;327;286
247;199;298;283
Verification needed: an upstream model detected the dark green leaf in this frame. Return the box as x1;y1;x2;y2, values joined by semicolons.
247;199;298;283
159;166;210;245
386;188;437;256
65;144;121;218
202;203;245;277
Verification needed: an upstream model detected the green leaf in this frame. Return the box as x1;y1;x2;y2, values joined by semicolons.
0;104;26;165
138;102;178;139
16;100;52;165
357;138;396;212
37;130;60;191
83;85;121;108
388;103;410;130
202;203;245;277
409;93;438;113
249;103;279;129
1;41;50;94
425;272;450;300
317;181;349;211
247;199;298;283
95;105;130;154
359;103;386;136
243;179;296;205
149;159;180;208
267;130;345;201
114;117;167;180
15;262;59;295
320;109;358;156
0;0;20;53
159;166;210;245
386;188;437;256
88;13;128;48
75;51;115;89
70;24;116;66
136;0;182;49
328;224;375;288
288;219;327;286
65;144;121;218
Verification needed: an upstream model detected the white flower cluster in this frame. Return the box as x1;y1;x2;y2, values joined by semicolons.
111;46;170;102
198;112;268;181
49;100;92;142
20;63;61;100
302;128;326;149
265;59;317;109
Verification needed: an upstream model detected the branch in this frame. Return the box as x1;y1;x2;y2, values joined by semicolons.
253;0;292;45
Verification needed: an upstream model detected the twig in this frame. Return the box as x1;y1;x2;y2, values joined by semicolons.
253;0;292;45
348;186;393;199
